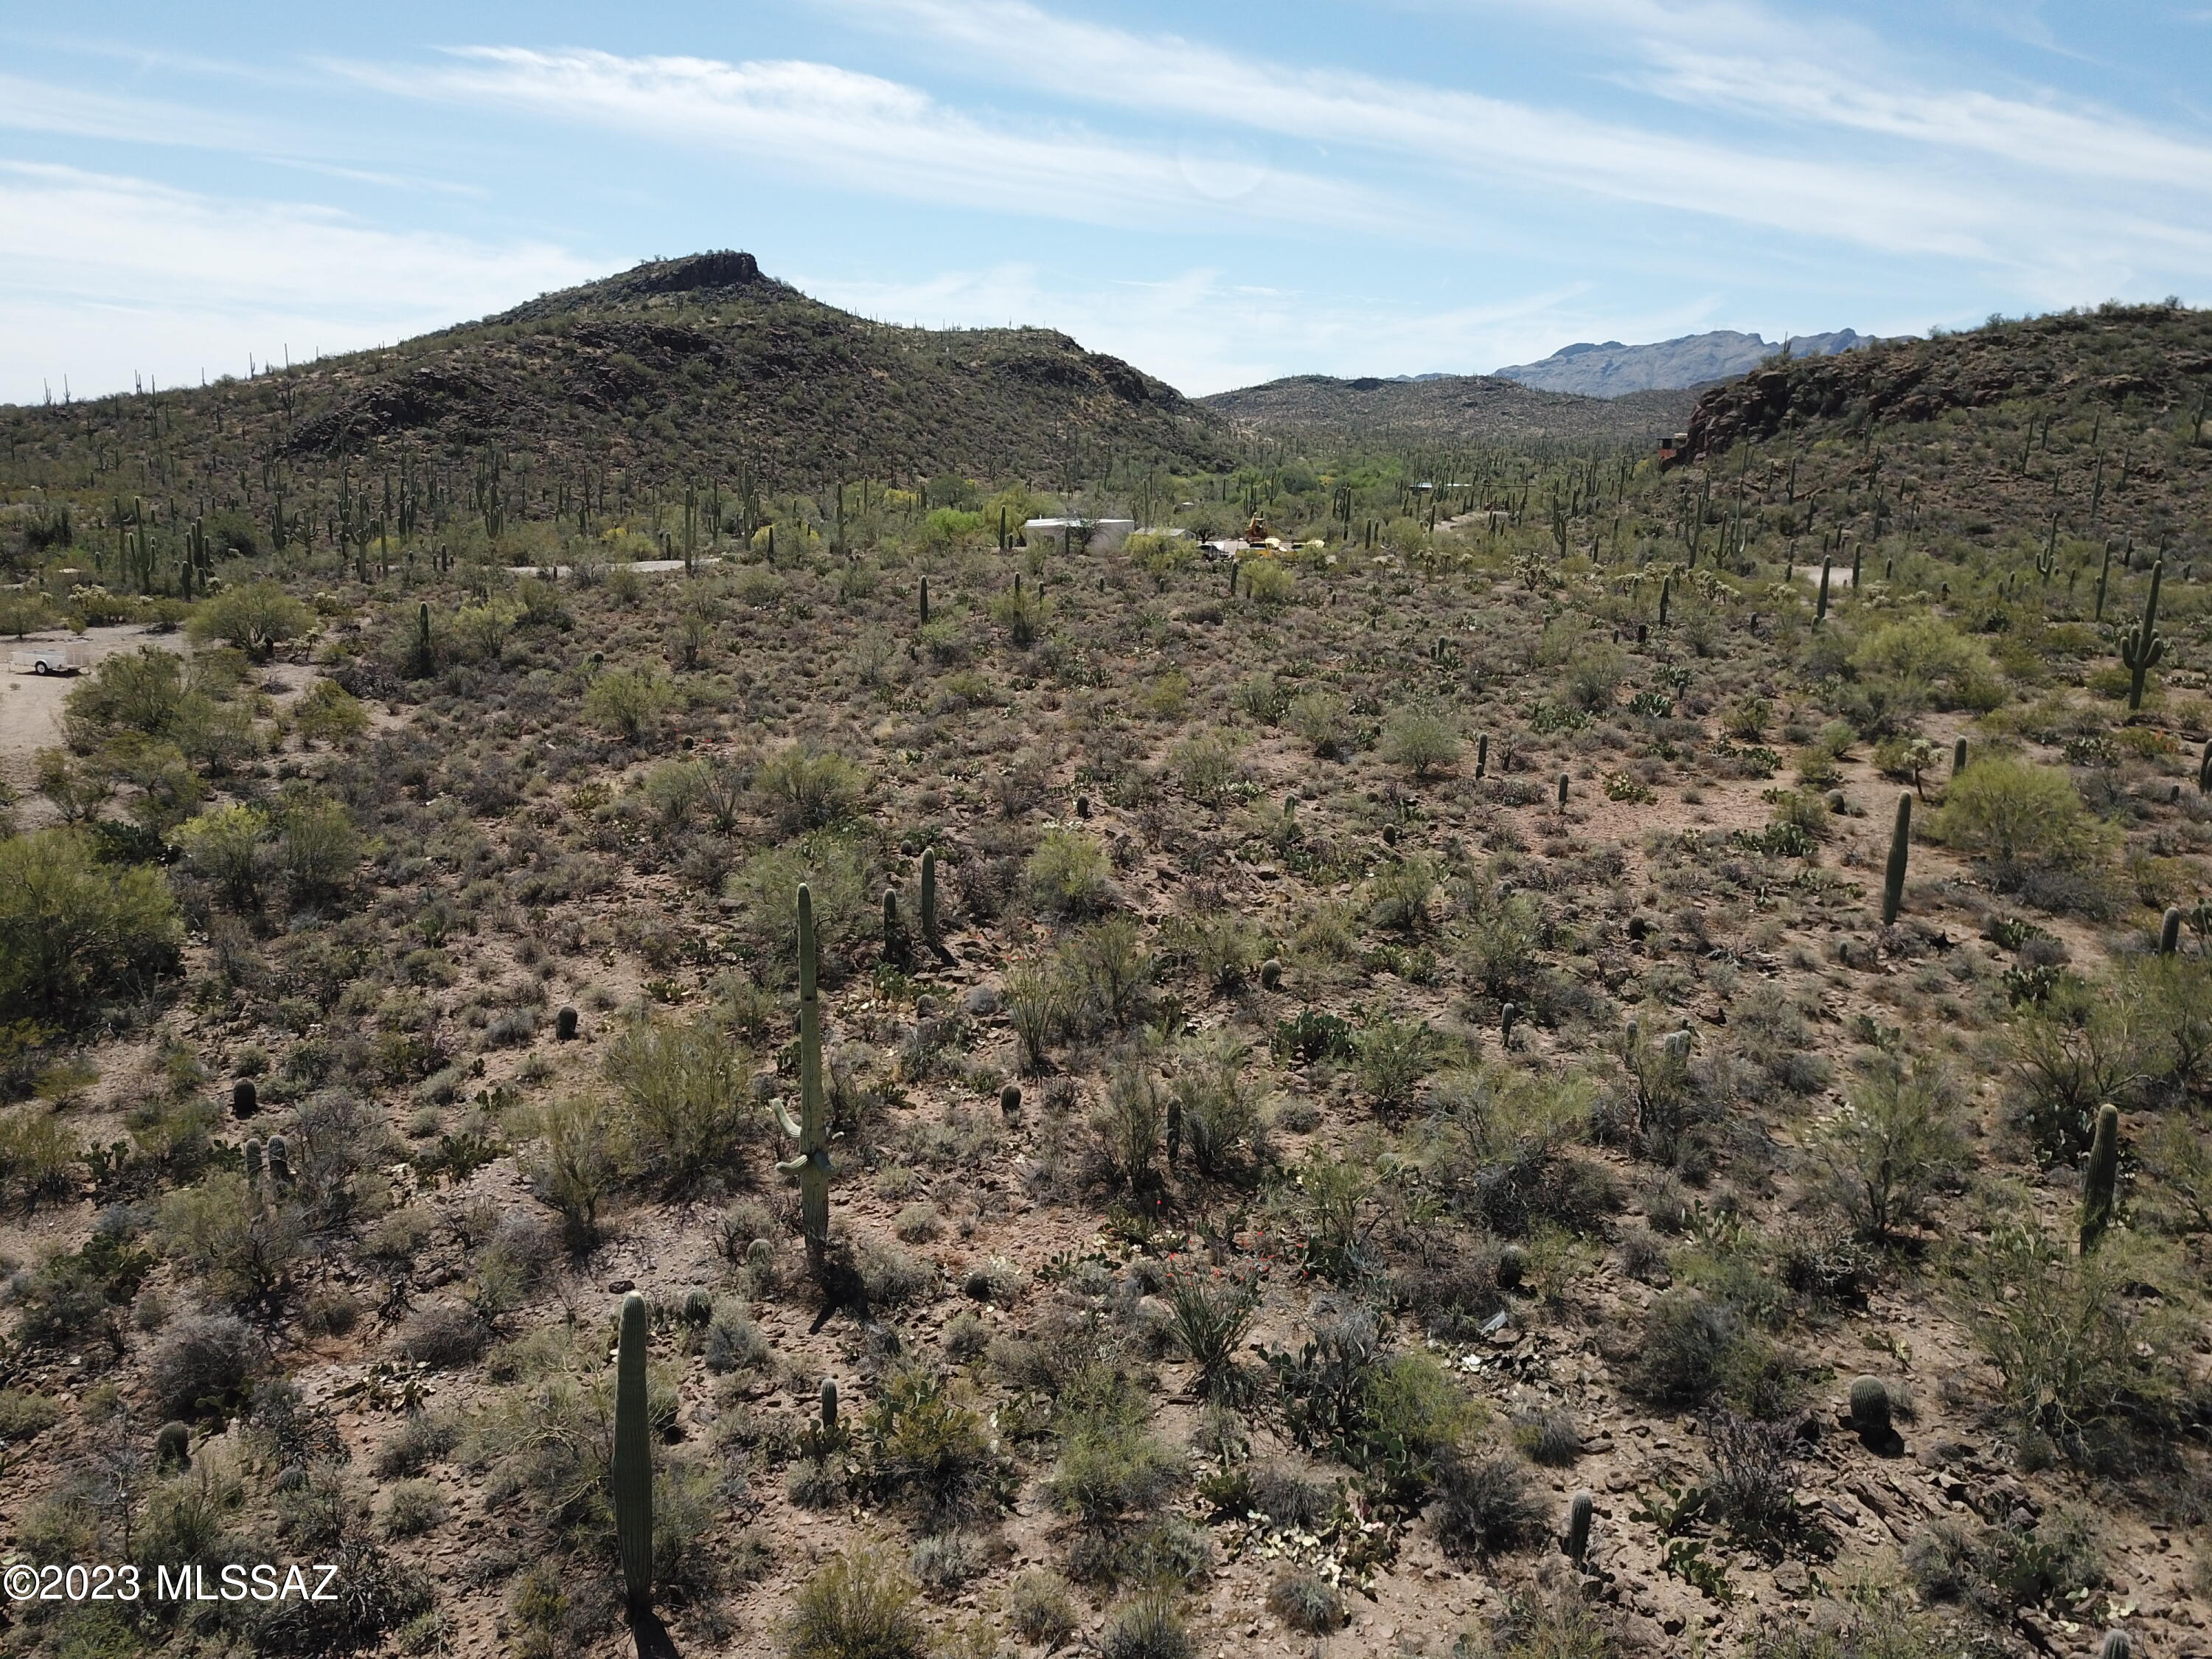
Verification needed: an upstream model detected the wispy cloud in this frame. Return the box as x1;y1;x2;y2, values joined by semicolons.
0;162;597;400
830;0;2212;286
328;47;1414;238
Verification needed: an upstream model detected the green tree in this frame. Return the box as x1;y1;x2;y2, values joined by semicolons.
1814;1059;1969;1241
188;582;312;661
0;829;183;1023
583;669;675;743
1934;758;2114;887
172;804;270;911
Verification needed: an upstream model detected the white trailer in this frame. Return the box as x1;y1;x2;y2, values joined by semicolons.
9;641;91;675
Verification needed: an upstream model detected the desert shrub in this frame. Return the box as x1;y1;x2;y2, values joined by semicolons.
757;745;866;833
1006;1568;1079;1646
0;828;183;1023
1510;1408;1582;1467
521;1093;623;1247
189;581;311;659
1352;1012;1435;1112
0;1107;83;1208
704;1303;773;1374
399;1304;490;1368
293;678;369;745
150;1312;256;1418
785;1547;928;1659
863;1368;1004;1526
1046;1405;1184;1524
378;1479;449;1539
1093;1061;1163;1188
1813;1057;1969;1241
606;1013;756;1191
726;834;880;979
1099;1590;1192;1659
1169;731;1241;807
1906;1507;2105;1618
1745;1585;1962;1659
273;790;363;905
173;803;270;910
1241;557;1294;605
855;1235;936;1306
1958;1222;2183;1462
1064;916;1152;1030
582;667;674;742
1848;616;2003;714
372;1412;462;1478
1933;758;2115;888
1460;891;1545;1004
1160;1262;1260;1402
1433;1453;1543;1557
157;1171;304;1310
2006;980;2143;1162
1024;829;1112;916
0;1388;62;1440
1380;706;1461;779
1170;1042;1265;1177
1629;1290;1789;1414
908;1531;987;1596
1286;689;1352;758
1366;856;1437;936
1703;1409;1803;1547
257;1536;434;1657
1163;908;1262;992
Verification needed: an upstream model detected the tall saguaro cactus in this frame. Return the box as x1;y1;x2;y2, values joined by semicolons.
613;1293;653;1610
775;884;833;1270
2121;560;2166;711
1881;792;1912;925
2080;1102;2121;1253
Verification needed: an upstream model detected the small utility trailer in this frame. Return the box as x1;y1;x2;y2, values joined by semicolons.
10;642;91;675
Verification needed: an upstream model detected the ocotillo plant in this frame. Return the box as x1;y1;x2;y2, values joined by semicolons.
2080;1102;2121;1253
2162;906;2183;955
1881;793;1912;925
613;1293;653;1610
2121;560;2166;711
1565;1491;1593;1568
773;884;833;1270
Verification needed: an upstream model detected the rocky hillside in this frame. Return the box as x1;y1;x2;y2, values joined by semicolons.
1495;330;1885;399
0;251;1233;506
1201;373;1691;450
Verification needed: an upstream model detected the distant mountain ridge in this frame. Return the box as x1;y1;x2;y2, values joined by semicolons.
1492;329;1893;398
1199;372;1692;448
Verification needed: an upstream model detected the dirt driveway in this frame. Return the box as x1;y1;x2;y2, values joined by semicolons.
0;625;189;806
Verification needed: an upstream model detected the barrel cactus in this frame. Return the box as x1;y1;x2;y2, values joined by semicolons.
155;1421;192;1472
232;1079;258;1118
1565;1490;1593;1567
1848;1376;1891;1435
556;1006;579;1041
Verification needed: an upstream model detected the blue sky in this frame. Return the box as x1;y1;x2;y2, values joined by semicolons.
4;0;2210;403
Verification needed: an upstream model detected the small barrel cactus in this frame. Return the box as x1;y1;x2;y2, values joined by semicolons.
155;1421;192;1471
1565;1489;1593;1567
2098;1630;2138;1659
1848;1376;1891;1435
1259;957;1282;991
999;1082;1023;1120
232;1079;258;1118
820;1377;839;1433
266;1135;291;1186
2160;906;2182;956
244;1138;264;1183
682;1289;714;1327
1496;1245;1526;1291
1556;772;1568;809
556;1006;579;1041
1500;1002;1518;1046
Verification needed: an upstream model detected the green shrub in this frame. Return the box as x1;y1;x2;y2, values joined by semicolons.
757;746;866;832
292;678;368;745
1006;1569;1079;1646
1025;829;1112;916
0;829;183;1023
1285;689;1351;757
725;834;879;980
189;581;311;660
1353;1012;1435;1112
582;668;675;742
605;1013;757;1191
785;1548;928;1659
1933;758;2115;888
1380;706;1461;779
1099;1590;1192;1659
1046;1407;1183;1524
0;1388;62;1440
1266;1571;1344;1633
1813;1058;1969;1241
173;803;269;910
864;1368;1004;1527
0;1107;83;1207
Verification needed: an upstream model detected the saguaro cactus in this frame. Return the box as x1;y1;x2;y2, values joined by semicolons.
882;888;905;966
919;575;930;625
2080;1102;2121;1253
2199;741;2212;795
1657;575;1672;627
2161;906;2183;956
920;848;939;947
2094;542;2112;621
774;885;833;1270
232;1079;257;1117
613;1292;652;1610
1815;556;1832;622
1881;792;1912;925
244;1138;264;1185
1565;1490;1593;1567
1475;734;1489;779
1953;737;1968;777
2121;560;2165;711
1556;772;1568;810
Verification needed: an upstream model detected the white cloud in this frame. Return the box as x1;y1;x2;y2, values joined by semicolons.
329;47;1413;238
829;0;2212;283
0;163;599;402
